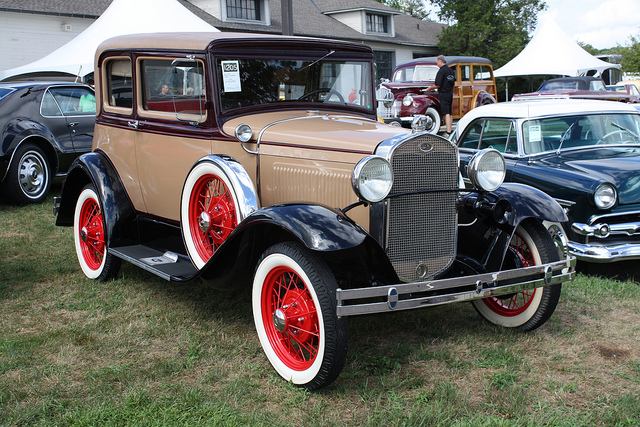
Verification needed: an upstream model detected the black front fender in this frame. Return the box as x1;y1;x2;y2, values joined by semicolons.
198;203;397;288
458;183;567;272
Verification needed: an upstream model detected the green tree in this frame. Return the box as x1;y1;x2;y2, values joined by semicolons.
429;0;546;68
621;33;640;73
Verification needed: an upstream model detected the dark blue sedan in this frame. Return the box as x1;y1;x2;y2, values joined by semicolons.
454;99;640;263
0;82;95;204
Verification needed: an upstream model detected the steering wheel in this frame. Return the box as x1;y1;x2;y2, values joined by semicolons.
298;88;345;103
596;130;628;145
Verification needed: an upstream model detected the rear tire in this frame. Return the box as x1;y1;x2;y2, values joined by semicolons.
1;143;51;204
73;185;121;280
472;219;562;331
252;242;347;390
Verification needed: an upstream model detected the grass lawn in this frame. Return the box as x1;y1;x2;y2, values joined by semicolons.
1;191;639;426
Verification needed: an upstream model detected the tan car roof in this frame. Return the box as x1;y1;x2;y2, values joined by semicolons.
95;32;346;56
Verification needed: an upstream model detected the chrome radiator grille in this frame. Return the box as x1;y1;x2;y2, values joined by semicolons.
386;134;459;282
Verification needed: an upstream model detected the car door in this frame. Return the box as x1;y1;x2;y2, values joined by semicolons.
47;87;95;152
457;118;518;186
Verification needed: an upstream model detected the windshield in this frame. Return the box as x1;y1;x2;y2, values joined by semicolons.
216;57;372;113
392;65;438;83
523;113;640;154
0;87;15;101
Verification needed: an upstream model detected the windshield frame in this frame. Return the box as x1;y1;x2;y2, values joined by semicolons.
212;49;376;120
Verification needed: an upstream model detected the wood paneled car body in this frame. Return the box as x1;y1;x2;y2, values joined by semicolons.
54;33;574;390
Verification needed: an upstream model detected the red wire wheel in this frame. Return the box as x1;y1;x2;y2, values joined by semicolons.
78;195;106;271
188;173;238;263
481;232;537;317
261;265;320;371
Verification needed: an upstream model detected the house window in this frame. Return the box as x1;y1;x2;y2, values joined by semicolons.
227;0;261;21
366;13;388;34
374;51;393;82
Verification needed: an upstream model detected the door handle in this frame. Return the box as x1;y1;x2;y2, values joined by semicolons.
68;122;79;127
127;121;139;129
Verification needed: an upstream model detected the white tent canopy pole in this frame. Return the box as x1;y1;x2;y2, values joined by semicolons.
0;0;218;82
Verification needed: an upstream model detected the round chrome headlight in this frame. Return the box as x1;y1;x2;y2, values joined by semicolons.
352;156;393;203
235;123;253;143
594;183;616;210
402;94;414;107
467;149;506;192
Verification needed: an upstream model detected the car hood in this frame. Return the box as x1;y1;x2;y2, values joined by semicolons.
513;90;631;102
537;147;640;205
222;110;409;156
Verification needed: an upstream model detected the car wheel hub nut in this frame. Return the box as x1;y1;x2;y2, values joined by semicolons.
198;212;211;233
80;227;88;243
273;309;287;332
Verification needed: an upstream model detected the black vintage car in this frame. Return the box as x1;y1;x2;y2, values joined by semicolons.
455;99;640;263
0;82;95;204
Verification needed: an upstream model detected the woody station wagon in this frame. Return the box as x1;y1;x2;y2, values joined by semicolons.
54;32;575;390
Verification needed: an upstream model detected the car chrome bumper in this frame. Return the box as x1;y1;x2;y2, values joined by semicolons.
336;257;575;317
567;242;640;262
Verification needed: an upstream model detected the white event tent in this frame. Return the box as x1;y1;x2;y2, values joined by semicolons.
494;15;621;98
0;0;218;82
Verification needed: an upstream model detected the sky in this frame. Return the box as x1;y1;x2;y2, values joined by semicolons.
542;0;640;49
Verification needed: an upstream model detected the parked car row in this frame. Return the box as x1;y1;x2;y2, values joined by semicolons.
511;76;636;103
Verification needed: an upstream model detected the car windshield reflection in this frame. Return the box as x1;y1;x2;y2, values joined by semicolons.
523;114;640;154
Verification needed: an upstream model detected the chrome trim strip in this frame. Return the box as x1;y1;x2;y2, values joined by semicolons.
336;257;575;317
572;221;640;237
568;242;640;262
587;210;640;224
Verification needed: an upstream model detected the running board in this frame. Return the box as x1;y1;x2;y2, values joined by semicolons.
109;245;197;281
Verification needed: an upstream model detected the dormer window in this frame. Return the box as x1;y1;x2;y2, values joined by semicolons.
366;13;389;34
227;0;261;21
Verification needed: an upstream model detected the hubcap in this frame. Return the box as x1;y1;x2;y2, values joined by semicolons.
198;212;211;233
273;309;287;332
80;226;88;243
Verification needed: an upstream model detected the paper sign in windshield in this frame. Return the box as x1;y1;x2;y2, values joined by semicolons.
221;60;241;92
529;124;542;143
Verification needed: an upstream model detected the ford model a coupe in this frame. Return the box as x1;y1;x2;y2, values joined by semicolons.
54;33;574;390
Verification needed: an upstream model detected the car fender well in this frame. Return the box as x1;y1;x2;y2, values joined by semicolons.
55;151;136;248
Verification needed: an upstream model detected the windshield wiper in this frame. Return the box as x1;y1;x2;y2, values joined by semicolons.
302;50;335;70
556;122;575;155
611;122;639;140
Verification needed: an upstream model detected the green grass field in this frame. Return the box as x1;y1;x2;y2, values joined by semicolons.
1;193;639;426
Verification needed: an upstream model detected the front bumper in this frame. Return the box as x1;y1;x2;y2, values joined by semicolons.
336;257;575;317
567;242;640;262
570;220;640;262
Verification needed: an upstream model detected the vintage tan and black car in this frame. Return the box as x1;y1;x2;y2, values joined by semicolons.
54;32;575;390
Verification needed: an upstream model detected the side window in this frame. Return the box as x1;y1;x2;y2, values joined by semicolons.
48;87;95;116
105;58;133;110
41;91;62;117
479;120;511;152
458;120;484;149
460;65;471;82
474;64;491;81
139;58;206;119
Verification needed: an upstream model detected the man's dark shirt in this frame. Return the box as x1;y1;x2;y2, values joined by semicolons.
435;65;456;96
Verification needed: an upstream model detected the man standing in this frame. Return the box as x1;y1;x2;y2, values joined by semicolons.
427;55;456;136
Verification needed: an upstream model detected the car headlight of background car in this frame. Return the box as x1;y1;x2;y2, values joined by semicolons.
594;183;617;210
467;149;506;192
402;94;414;107
352;156;393;203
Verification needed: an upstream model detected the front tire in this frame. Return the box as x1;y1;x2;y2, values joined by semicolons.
472;219;562;331
181;162;241;269
252;242;348;390
1;143;51;204
73;185;121;280
424;107;441;134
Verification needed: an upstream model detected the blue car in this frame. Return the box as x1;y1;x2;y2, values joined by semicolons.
0;82;95;204
454;99;640;263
